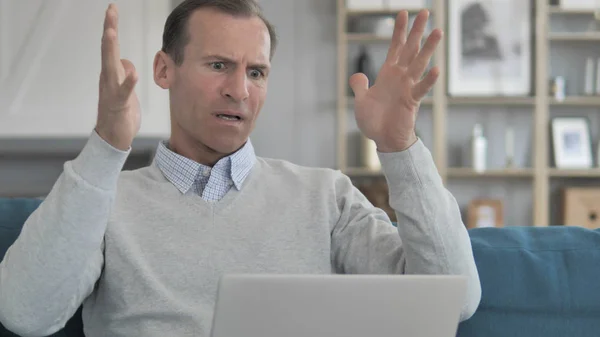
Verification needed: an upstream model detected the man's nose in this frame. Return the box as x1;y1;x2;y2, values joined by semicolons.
221;69;250;102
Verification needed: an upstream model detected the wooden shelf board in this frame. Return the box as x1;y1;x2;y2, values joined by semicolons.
347;96;433;105
421;96;434;105
343;167;383;177
346;33;430;43
448;96;535;106
548;6;597;14
549;169;600;177
549;33;600;41
446;168;534;178
346;33;391;42
550;96;600;106
346;8;430;16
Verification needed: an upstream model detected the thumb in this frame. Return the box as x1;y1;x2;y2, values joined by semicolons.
118;59;138;101
349;73;369;99
121;59;136;78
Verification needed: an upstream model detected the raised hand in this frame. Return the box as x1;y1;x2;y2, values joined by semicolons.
95;3;140;151
349;10;442;152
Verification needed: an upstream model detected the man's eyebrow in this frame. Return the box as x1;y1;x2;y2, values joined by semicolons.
203;54;270;70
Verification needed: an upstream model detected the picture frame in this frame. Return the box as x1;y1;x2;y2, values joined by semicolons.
355;180;396;222
467;198;504;229
448;0;533;96
551;117;593;169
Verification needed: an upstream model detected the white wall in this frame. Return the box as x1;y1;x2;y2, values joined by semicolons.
0;0;339;196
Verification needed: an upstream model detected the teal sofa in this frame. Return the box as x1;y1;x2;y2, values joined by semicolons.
1;197;600;337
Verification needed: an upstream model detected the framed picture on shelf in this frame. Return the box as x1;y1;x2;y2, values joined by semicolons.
467;199;504;229
551;117;593;169
447;0;532;96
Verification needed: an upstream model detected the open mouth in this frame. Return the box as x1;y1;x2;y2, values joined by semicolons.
216;114;242;121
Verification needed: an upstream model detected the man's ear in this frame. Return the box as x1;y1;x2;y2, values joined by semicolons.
153;50;173;89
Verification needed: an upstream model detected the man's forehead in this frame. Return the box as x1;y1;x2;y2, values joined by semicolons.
186;9;268;43
186;8;270;61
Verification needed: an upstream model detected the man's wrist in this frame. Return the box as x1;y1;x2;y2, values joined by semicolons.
94;127;131;152
376;133;418;153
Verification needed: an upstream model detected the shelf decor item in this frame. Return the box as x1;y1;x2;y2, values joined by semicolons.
386;0;426;10
562;187;600;229
463;123;488;172
597;139;600;167
550;76;566;101
585;57;594;95
346;0;385;10
559;0;596;10
595;58;600;95
361;135;381;170
467;198;504;229
551;117;593;169
356;180;396;221
355;45;377;87
448;0;532;96
505;126;515;168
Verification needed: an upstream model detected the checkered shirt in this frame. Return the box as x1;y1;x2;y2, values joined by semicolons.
154;140;256;202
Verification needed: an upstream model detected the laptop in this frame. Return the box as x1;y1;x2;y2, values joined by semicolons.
210;274;467;337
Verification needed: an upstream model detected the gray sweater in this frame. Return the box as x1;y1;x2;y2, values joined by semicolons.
0;131;481;337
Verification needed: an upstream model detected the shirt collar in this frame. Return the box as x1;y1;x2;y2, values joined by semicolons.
154;139;256;194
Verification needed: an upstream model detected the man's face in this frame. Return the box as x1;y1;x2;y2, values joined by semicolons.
168;8;271;155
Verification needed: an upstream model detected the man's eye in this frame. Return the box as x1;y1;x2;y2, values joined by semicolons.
249;69;263;78
211;62;225;70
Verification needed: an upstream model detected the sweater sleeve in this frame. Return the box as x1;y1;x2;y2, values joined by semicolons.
0;130;130;337
330;138;481;322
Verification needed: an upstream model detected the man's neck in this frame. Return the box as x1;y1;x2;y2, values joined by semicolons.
169;142;227;167
167;134;236;167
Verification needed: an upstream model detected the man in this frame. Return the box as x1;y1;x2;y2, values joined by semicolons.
0;1;481;336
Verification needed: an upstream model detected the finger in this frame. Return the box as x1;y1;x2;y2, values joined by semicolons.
349;73;369;99
385;11;409;64
118;68;138;103
101;4;121;82
121;59;136;75
412;66;440;100
407;28;443;80
103;3;119;35
398;10;429;66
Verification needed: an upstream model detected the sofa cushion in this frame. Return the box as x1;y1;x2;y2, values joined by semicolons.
0;197;84;337
458;226;600;337
0;198;43;258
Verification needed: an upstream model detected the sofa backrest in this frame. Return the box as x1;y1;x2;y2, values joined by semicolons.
0;198;43;258
458;226;600;337
4;198;600;337
0;198;84;337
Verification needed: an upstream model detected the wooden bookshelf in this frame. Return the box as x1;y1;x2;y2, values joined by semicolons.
446;168;535;178
549;96;600;106
347;96;433;106
548;169;600;178
346;33;392;42
447;96;536;106
336;0;600;227
549;33;600;41
346;8;429;16
548;6;598;14
343;167;383;177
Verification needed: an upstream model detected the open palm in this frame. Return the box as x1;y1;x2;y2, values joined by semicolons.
350;10;442;152
95;3;141;151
